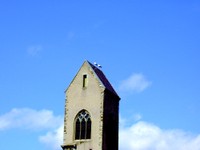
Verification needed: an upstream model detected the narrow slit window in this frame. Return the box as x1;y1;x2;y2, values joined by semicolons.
83;74;88;88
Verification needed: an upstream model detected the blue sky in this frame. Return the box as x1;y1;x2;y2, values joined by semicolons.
0;0;200;149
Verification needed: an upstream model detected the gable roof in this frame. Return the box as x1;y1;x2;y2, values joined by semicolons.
87;61;120;99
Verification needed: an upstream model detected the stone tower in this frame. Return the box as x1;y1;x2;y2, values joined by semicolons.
61;60;120;150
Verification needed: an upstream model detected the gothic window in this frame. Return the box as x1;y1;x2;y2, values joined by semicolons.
75;110;91;140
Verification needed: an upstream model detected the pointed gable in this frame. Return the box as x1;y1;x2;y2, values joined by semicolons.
87;61;120;99
65;60;120;99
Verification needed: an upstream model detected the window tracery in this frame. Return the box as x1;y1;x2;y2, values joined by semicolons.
75;110;91;140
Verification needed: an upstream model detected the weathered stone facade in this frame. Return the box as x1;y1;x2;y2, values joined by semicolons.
61;61;120;150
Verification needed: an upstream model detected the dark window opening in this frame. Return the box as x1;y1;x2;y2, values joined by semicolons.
75;110;91;140
86;118;91;139
83;74;88;88
75;119;80;140
81;119;86;139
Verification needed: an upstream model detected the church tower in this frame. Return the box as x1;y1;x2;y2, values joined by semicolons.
61;60;120;150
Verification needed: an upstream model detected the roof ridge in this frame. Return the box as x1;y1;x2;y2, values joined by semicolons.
87;61;119;98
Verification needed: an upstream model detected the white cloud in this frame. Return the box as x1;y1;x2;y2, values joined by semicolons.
2;108;200;150
119;121;200;150
133;113;142;121
27;45;42;56
0;108;63;150
40;116;200;150
39;124;63;150
119;73;152;93
120;113;142;126
0;108;62;130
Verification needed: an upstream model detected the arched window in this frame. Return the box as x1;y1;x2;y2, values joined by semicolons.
75;110;91;140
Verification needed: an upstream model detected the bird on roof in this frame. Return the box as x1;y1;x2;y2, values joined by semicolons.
94;62;102;68
98;64;102;68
